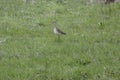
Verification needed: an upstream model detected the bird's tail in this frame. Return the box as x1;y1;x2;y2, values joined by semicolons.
61;32;66;35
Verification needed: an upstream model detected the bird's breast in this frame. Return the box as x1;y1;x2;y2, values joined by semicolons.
54;28;60;35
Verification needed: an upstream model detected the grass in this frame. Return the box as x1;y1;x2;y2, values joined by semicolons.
0;0;120;80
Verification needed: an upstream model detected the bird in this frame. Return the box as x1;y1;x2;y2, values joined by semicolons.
53;21;66;38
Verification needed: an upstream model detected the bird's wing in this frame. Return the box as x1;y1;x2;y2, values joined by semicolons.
57;28;66;35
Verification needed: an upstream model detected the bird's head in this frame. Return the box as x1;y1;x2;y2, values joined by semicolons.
53;20;57;27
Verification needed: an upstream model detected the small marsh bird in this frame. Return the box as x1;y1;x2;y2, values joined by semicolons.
53;21;66;38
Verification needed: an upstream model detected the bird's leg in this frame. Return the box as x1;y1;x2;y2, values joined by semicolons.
58;35;60;39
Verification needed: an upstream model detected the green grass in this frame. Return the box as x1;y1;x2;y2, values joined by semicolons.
0;0;120;80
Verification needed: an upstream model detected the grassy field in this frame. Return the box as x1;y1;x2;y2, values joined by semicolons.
0;0;120;80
